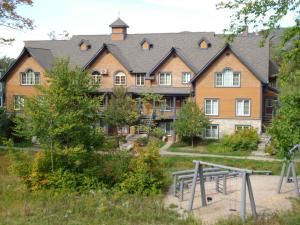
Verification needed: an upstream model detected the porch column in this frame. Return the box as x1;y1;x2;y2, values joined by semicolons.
172;96;176;143
152;98;156;120
104;94;109;135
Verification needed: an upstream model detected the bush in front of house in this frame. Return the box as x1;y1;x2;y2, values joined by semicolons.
150;127;165;139
136;137;149;146
219;127;259;151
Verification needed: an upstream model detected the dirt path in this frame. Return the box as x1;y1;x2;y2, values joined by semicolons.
159;143;283;162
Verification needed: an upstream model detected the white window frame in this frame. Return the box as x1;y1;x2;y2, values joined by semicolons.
136;74;145;86
91;71;101;86
182;72;191;84
159;72;172;86
215;68;240;87
13;95;25;111
205;125;219;139
205;99;219;116
21;69;40;85
115;72;126;86
235;125;251;131
236;99;251;116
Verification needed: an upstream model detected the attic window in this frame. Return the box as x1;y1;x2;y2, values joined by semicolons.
140;38;153;50
198;39;211;49
79;39;91;51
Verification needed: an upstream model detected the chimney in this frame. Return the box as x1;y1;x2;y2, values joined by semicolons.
110;18;129;41
242;26;249;37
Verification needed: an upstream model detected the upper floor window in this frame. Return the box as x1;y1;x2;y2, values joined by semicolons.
21;69;40;85
115;71;126;85
215;68;240;87
13;95;25;111
136;74;145;86
236;99;250;116
91;71;101;86
182;72;191;84
159;72;172;86
205;99;219;116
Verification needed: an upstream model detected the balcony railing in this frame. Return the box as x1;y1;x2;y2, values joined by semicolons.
141;106;181;119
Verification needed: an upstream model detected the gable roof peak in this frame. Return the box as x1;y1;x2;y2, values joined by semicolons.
109;18;129;28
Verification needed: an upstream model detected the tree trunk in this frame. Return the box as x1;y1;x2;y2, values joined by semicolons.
50;138;54;172
191;137;194;148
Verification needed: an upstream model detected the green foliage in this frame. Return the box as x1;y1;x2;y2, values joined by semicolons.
103;87;139;133
102;136;119;151
140;92;163;104
173;101;209;147
219;128;259;152
136;137;149;146
151;127;166;139
0;56;15;69
14;59;104;151
118;140;164;195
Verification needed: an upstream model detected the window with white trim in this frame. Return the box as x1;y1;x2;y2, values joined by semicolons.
205;99;219;116
215;68;240;87
115;72;126;85
13;95;25;111
90;71;101;86
235;125;251;131
21;69;40;85
182;72;191;84
136;74;145;86
236;99;250;116
205;125;219;139
159;72;172;86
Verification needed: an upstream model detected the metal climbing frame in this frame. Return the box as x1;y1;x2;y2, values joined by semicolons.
277;144;300;197
188;160;257;220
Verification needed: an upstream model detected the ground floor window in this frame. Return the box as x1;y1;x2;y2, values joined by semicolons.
235;125;251;131
205;125;219;139
160;97;174;111
13;95;25;111
160;122;172;136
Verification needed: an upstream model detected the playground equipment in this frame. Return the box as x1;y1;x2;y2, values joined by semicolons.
188;160;257;220
277;144;300;197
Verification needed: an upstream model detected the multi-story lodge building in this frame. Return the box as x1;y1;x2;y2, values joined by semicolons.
0;18;278;142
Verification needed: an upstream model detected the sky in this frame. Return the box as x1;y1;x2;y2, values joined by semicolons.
0;0;297;58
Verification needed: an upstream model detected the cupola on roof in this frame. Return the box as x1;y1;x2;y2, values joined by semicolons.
109;18;129;28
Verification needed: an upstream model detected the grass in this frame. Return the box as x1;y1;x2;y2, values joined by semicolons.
1;149;300;225
168;141;252;156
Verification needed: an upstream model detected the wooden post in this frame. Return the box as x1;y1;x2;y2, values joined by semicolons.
291;162;300;197
173;175;177;196
240;172;247;220
199;163;207;207
188;162;200;211
180;179;184;201
246;174;257;219
172;96;176;143
286;163;292;183
223;174;227;195
277;162;286;194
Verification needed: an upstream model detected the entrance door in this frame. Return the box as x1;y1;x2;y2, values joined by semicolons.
265;98;275;116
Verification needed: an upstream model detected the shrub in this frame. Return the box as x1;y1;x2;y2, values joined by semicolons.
219;128;259;151
102;136;119;151
117;139;164;195
151;127;165;139
136;137;149;146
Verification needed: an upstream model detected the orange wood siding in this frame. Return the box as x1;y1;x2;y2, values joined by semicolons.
194;49;262;119
89;52;138;88
5;55;48;112
151;54;193;88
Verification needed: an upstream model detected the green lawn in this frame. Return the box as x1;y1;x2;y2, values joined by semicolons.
168;141;252;156
1;150;300;225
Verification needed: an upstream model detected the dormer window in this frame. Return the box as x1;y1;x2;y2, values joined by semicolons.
198;38;211;49
90;71;101;86
215;68;240;87
79;39;91;51
21;69;40;85
140;38;153;50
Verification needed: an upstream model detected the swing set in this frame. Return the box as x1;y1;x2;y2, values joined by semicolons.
188;160;257;220
277;144;300;197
